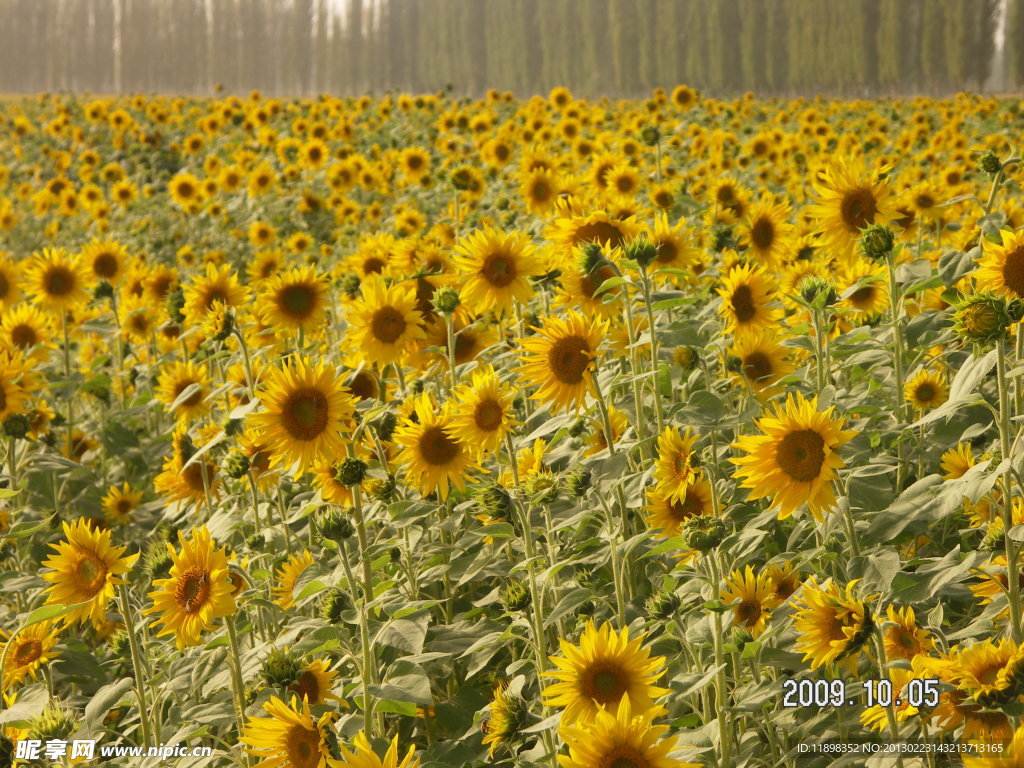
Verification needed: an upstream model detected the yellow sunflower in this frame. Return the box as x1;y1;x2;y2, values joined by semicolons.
643;479;713;540
542;620;669;726
731;392;858;521
144;526;236;650
903;368;948;412
882;605;934;662
41;518;138;627
964;723;1024;767
257;265;329;335
182;262;249;324
0;349;34;419
335;731;419;768
0;253;22;309
517;310;608;414
729;329;795;394
720;566;773;638
80;239;130;285
345;276;425;367
976;228;1024;300
289;658;342;707
741;196;794;268
453;225;544;315
652;427;699;503
273;550;315;610
0;303;53;360
168;172;203;210
241;695;341;768
647;213;698;280
792;578;874;672
101;482;143;525
543;202;642;260
393;393;477;499
481;680;530;758
0;620;61;690
840;258;889;318
447;364;517;456
25;247;92;313
155;360;211;422
716;263;780;335
764;561;803;607
940;442;976;479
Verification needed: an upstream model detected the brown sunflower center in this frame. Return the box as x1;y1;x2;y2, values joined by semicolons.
750;217;775;250
916;194;935;209
582;664;628;704
453;329;477;363
11;324;37;348
348;371;378;401
668;495;701;522
839;187;878;231
362;257;385;274
286;724;321;768
93;252;119;278
580;265;616;301
75;551;109;594
116;499;133;515
45;267;75;297
547;335;591;384
371;307;407;344
175;181;195;199
615;174;635;194
849;285;876;308
731;284;756;323
914;383;936;403
482;253;517;288
736;600;761;624
282;388;330;440
175;567;212;613
474;399;504;431
655;241;677;264
772;578;797;601
673;452;691;478
530;179;552;202
12;638;41;667
173;379;203;408
572;221;625;250
418;425;459;466
775;429;826;483
602;749;650;768
743;351;773;382
279;284;316;319
0;273;8;300
289;670;321;705
1001;247;1024;297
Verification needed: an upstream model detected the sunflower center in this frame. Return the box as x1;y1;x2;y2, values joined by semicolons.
531;179;552;202
94;252;119;278
673;452;691;478
731;284;756;323
773;579;797;601
615;175;635;194
0;272;9;300
45;267;75;297
736;600;761;624
418;426;459;466
12;639;41;667
915;383;936;403
1001;247;1024;297
116;499;133;515
363;257;385;274
547;335;591;384
371;307;407;344
580;265;616;300
474;399;504;432
453;329;476;362
602;750;650;768
668;495;701;522
482;253;517;288
750;217;775;250
916;194;935;209
656;241;678;264
203;289;228;309
582;664;627;704
572;221;625;250
286;724;321;768
11;324;37;348
289;670;321;705
743;352;773;382
74;551;108;594
174;379;203;408
282;388;330;440
174;567;212;613
839;187;878;231
850;286;876;307
348;371;378;401
279;284;316;319
775;429;826;483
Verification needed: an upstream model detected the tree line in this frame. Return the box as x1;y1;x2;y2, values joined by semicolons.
0;0;1019;99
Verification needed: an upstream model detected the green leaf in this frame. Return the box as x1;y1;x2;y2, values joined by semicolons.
22;601;89;627
81;677;135;736
375;616;428;654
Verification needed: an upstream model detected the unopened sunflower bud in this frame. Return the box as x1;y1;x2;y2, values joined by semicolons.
566;466;592;497
365;474;397;503
109;630;131;660
2;413;30;440
952;293;1012;347
798;274;838;308
224;451;250;479
724;354;742;373
978;150;1002;176
336;457;368;486
93;280;114;300
674;345;700;371
319;587;352;623
645;590;681;619
711;224;736;253
578;242;605;274
27;703;77;743
495;196;510;211
450;167;474;191
500;581;531;612
165;286;186;324
261;647;302;688
731;625;755;649
431;286;461;315
641;126;661;146
626;237;658;268
222;417;245;437
684;515;727;552
859;224;895;263
143;537;173;579
338;273;361;298
316;506;355;541
372;411;398;442
475;481;512;519
525;471;559;503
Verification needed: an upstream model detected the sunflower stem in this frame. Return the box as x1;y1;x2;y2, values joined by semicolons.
234;325;256;402
638;265;665;436
872;630;906;768
707;552;731;768
996;337;1023;643
61;310;74;460
224;614;249;760
349;483;380;736
983;167;1005;215
444;312;457;391
885;253;908;491
117;584;154;750
6;437;17;493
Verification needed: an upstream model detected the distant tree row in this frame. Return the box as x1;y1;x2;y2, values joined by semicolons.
0;0;1019;98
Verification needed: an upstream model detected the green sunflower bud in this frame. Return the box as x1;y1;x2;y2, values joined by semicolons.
224;450;250;480
261;647;302;689
578;242;605;275
475;481;512;520
339;272;361;298
316;506;355;542
641;126;661;146
93;280;114;300
859;224;895;263
978;150;1003;176
319;587;352;623
372;411;398;442
165;286;186;324
2;413;30;440
710;224;736;253
431;286;461;315
365;474;397;503
336;457;368;486
683;515;727;552
500;581;531;613
626;237;658;269
951;292;1013;347
27;702;78;743
645;589;681;619
566;466;592;497
798;274;839;309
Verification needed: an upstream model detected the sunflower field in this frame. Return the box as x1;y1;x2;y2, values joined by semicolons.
0;87;1022;768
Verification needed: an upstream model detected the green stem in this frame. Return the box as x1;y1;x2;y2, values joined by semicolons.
708;552;731;768
997;337;1023;642
225;615;249;759
117;585;154;749
886;255;907;491
639;266;665;435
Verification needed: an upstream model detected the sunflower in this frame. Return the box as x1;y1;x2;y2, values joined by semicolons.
0;303;51;360
731;392;858;521
311;462;356;506
40;518;138;627
241;695;341;768
643;479;713;540
499;438;548;487
585;403;628;457
447;365;517;456
519;167;561;215
741;196;794;268
940;442;976;479
543;203;642;260
542;620;669;726
334;731;419;768
652;427;699;503
905;179;945;222
249;248;286;283
976;228;1024;300
249;220;277;248
0;253;22;309
792;578;874;672
0;350;34;419
882;605;934;662
903;368;948;411
517;310;607;414
553;250;624;318
764;561;803;606
144;526;236;650
101;482;143;525
155;360;211;421
647;213;698;280
273;550;315;610
247;358;356;475
345;276;425;367
393;393;477;499
840;258;889;318
952;638;1024;707
0;620;61;690
806;156;900;262
720;566;773;638
183;262;249;323
257;265;329;335
80;239;129;285
168;172;202;209
558;696;698;768
289;659;342;707
859;668;924;733
453;226;544;316
729;329;795;394
154;425;221;507
481;680;530;759
24;247;92;313
716;263;780;335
